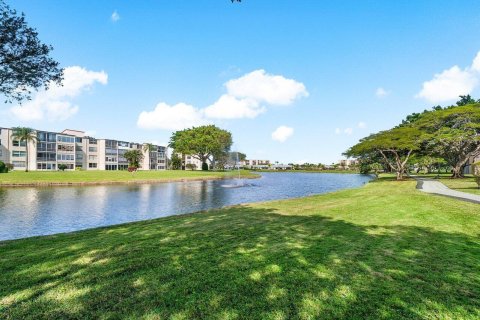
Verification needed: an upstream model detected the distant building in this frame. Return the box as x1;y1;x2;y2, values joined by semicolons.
271;163;292;170
464;154;480;174
241;159;270;170
338;159;359;169
0;127;167;171
181;154;212;170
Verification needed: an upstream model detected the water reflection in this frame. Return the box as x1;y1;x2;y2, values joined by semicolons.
0;173;371;240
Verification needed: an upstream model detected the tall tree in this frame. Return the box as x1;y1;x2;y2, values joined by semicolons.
11;127;37;172
1;0;63;103
169;125;233;171
345;126;424;180
170;153;182;170
415;104;480;178
123;149;144;169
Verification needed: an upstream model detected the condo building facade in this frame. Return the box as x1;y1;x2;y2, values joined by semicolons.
0;127;167;171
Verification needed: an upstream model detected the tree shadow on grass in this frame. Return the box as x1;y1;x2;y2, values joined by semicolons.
1;206;479;319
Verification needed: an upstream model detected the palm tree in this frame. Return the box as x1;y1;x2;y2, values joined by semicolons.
123;149;144;169
11;127;37;172
143;143;156;153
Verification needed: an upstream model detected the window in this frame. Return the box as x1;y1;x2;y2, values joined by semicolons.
158;159;165;164
106;140;117;148
12;151;26;157
88;155;97;161
37;152;56;161
88;138;97;145
57;144;74;152
88;146;97;152
106;164;117;170
37;132;46;141
57;154;74;161
76;145;83;151
118;141;129;148
75;137;82;143
47;133;56;142
0;149;2;157
0;138;2;145
105;156;117;162
57;135;75;143
37;163;55;170
89;163;97;168
12;140;26;147
12;161;26;168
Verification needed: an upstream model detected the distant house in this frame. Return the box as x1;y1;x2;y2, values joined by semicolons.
271;163;292;170
241;159;270;170
181;154;212;170
337;159;359;169
464;154;480;174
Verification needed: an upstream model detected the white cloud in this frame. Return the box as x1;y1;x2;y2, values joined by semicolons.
375;87;390;98
472;52;480;72
335;128;341;134
416;51;480;103
416;65;478;103
10;66;107;121
204;94;265;119
137;102;207;131
111;10;120;22
344;128;353;135
271;126;294;142
138;69;308;129
358;121;367;129
226;69;308;105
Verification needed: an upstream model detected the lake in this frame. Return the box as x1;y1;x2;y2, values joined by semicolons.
0;172;372;241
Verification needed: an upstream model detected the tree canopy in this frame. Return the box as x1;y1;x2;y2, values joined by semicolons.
345;126;425;180
1;0;63;103
169;125;233;171
414;104;480;178
347;96;480;179
123;149;144;169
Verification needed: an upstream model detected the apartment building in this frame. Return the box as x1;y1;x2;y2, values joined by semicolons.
241;159;270;169
0;127;167;171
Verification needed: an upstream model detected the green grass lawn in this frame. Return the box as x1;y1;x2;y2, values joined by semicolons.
439;176;480;195
0;170;257;185
1;179;479;319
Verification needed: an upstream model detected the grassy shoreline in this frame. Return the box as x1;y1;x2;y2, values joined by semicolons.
0;170;258;187
1;178;479;319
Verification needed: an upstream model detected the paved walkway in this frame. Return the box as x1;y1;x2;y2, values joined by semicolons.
415;178;480;204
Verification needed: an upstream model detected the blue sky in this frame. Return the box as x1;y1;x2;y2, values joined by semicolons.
3;0;480;164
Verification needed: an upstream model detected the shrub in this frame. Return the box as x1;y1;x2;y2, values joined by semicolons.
202;162;209;171
186;163;197;171
127;167;137;173
0;161;7;173
58;164;68;171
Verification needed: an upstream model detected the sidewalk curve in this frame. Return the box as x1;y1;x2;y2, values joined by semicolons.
415;178;480;204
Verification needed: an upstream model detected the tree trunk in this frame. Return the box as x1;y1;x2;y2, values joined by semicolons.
451;165;464;178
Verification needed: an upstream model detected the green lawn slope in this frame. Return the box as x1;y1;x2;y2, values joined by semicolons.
1;179;479;319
